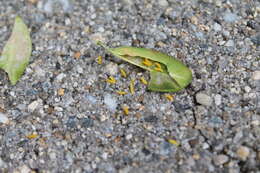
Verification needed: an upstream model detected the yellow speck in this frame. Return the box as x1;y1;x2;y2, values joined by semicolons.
119;68;127;78
142;58;153;67
168;139;180;146
165;94;174;102
154;62;163;72
130;79;135;94
116;91;127;95
97;55;102;64
122;105;129;115
106;76;116;84
140;77;148;85
57;88;65;96
27;133;39;139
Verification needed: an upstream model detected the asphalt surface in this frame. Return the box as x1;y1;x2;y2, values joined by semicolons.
0;0;259;172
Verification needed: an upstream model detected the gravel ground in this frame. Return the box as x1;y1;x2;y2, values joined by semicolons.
0;0;259;172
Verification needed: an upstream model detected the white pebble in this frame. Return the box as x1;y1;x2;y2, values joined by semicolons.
252;71;260;80
196;93;213;106
104;94;118;112
104;62;119;76
213;154;229;165
237;146;250;160
28;100;42;112
0;157;7;168
225;40;235;47
223;12;238;23
158;0;169;7
244;86;251;93
18;165;31;173
214;94;222;106
126;134;133;140
56;73;66;82
85;95;97;104
213;22;222;31
76;65;84;74
0;113;9;124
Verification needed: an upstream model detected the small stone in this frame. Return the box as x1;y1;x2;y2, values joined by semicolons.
19;165;31;173
56;73;66;82
225;40;235;47
104;94;118;112
158;0;168;7
223;12;238;23
0;112;9;124
196;93;213;106
125;134;133;140
252;71;260;80
236;146;250;160
190;16;198;25
90;33;106;43
49;152;56;160
28;99;42;112
76;65;84;74
244;86;251;93
104;63;118;76
214;94;222;106
213;154;229;165
85;95;97;104
0;157;6;168
213;22;222;31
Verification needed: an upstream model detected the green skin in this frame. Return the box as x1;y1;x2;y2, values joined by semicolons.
98;42;192;92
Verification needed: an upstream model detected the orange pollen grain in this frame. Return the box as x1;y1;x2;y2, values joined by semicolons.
165;94;174;102
116;91;127;95
140;77;148;85
142;58;153;67
27;134;39;139
129;79;135;94
106;76;116;84
122;105;129;115
119;68;127;78
97;55;102;64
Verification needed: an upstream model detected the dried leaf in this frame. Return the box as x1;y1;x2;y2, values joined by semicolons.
0;16;32;85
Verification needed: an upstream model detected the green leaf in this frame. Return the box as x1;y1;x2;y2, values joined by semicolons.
98;41;192;92
0;16;32;85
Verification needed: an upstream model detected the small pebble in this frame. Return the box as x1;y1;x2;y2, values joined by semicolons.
213;22;222;32
56;73;66;82
0;113;9;124
28;99;42;112
213;154;229;166
214;94;222;106
244;86;251;93
196;92;213;106
104;94;118;112
104;63;119;76
252;71;260;80
223;12;238;23
18;165;31;173
236;146;250;160
0;157;6;168
158;0;168;7
125;134;133;140
225;40;235;47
